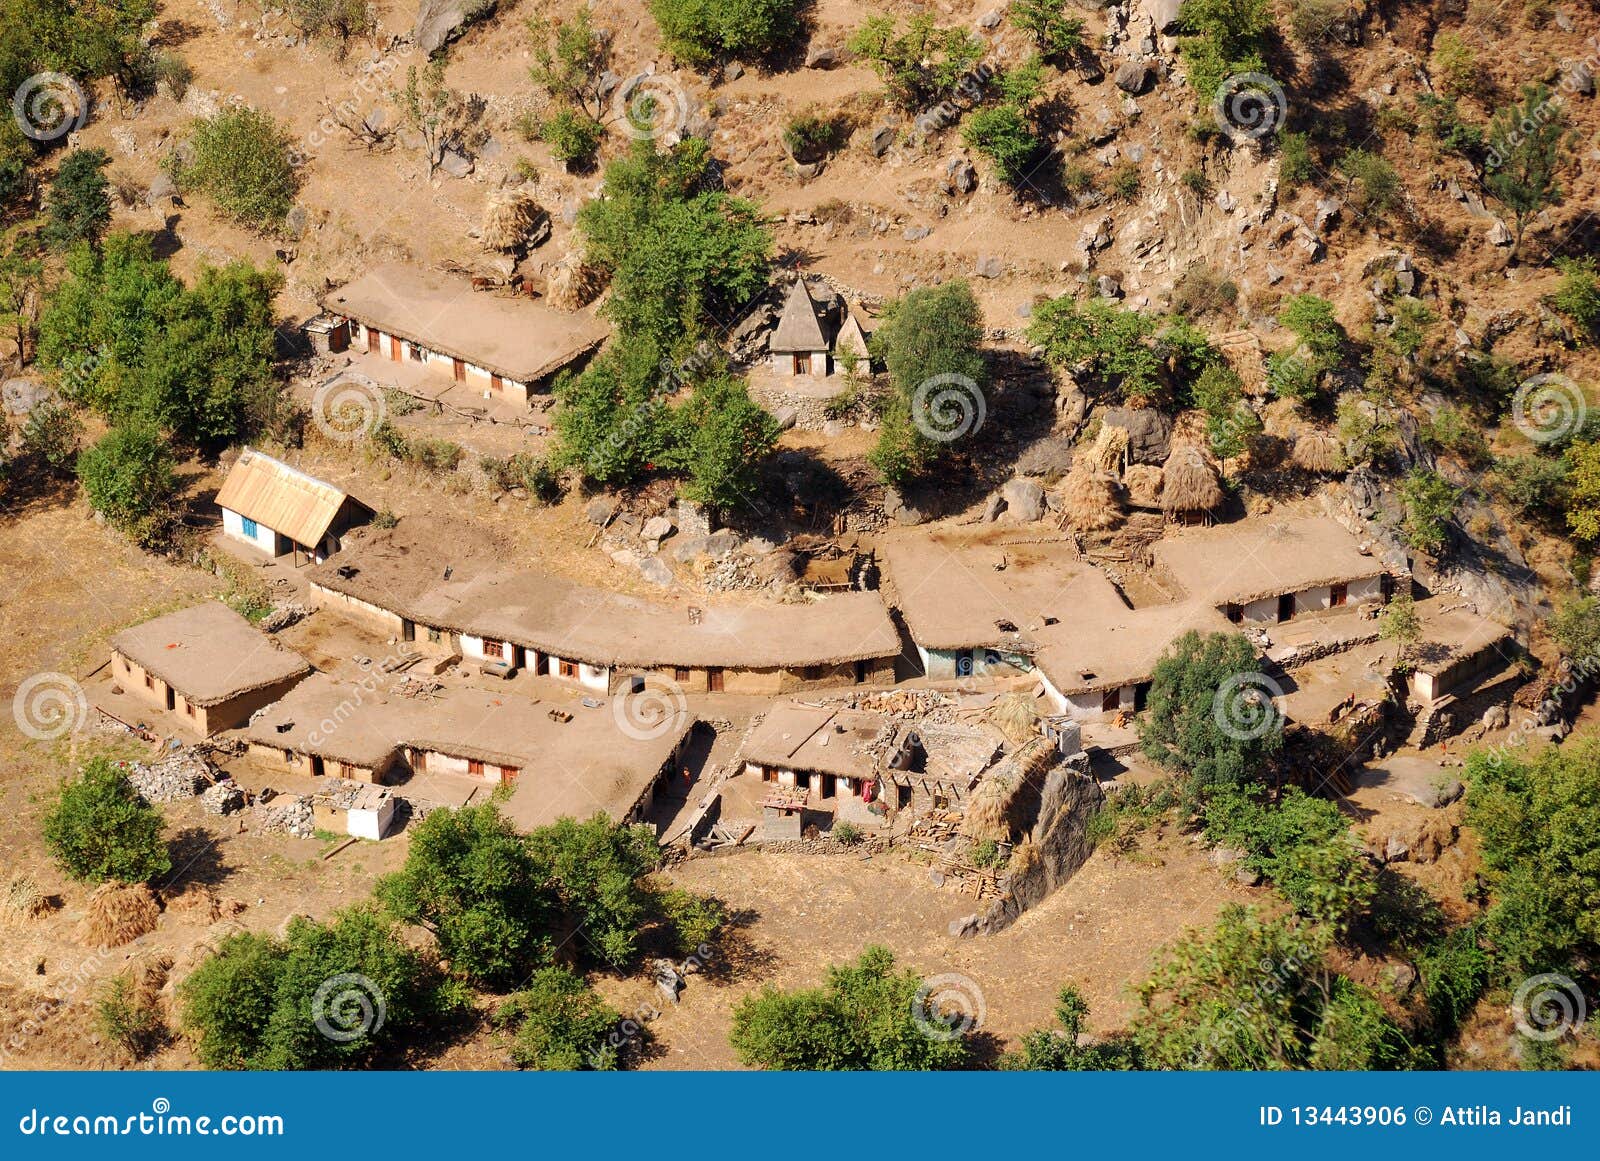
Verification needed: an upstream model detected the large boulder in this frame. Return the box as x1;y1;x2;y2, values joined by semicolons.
1141;0;1184;31
1000;478;1047;523
1100;406;1173;465
415;0;497;56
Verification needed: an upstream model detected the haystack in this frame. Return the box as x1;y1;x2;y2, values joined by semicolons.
547;245;604;310
3;874;50;924
1160;445;1223;521
1086;423;1129;474
986;691;1041;743
162;883;246;924
1125;463;1164;509
78;881;161;948
1217;330;1269;396
1059;466;1124;532
1293;429;1346;475
961;738;1056;843
480;190;548;253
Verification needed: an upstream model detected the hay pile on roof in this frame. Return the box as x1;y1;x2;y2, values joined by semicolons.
1125;463;1164;508
961;737;1056;843
986;691;1041;743
481;190;548;253
3;874;49;924
1160;445;1223;515
1293;429;1346;475
78;881;161;948
1059;465;1124;532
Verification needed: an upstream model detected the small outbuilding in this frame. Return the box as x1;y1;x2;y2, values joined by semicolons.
769;278;833;378
109;602;313;736
215;448;373;565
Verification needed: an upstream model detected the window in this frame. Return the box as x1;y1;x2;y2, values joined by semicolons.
144;672;154;689
559;659;579;678
408;343;425;362
241;517;258;538
468;759;485;777
482;639;505;660
674;667;691;683
427;628;442;643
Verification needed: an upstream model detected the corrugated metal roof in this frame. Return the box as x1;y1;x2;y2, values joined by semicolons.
215;449;361;548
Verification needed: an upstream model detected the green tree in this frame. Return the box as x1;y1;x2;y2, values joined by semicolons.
526;10;610;168
1485;85;1570;257
1378;592;1421;669
1549;257;1600;334
1140;631;1282;795
1464;738;1600;974
867;280;986;484
963;102;1044;186
1010;0;1085;63
670;372;779;511
1028;296;1213;402
42;756;171;883
398;61;485;179
1398;468;1456;554
377;804;550;987
1278;294;1343;373
649;0;803;68
1002;986;1144;1070
20;399;83;476
0;227;44;359
1177;0;1272;97
75;424;177;544
95;975;165;1061
497;966;623;1070
523;815;661;969
1338;148;1402;216
1548;596;1600;661
175;106;299;230
730;945;971;1070
180;906;446;1069
847;15;984;112
43;148;112;250
286;0;374;59
1566;440;1600;542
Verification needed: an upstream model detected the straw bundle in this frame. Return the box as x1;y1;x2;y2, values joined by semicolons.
3;874;49;924
1059;466;1124;532
480;190;548;253
547;244;604;310
1217;330;1269;396
1087;423;1129;473
1124;463;1164;509
986;691;1041;743
1160;445;1223;516
78;881;161;948
1293;429;1346;475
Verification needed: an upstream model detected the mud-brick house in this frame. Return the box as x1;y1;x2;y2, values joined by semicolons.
215;448;373;565
1152;516;1392;625
246;677;696;833
319;263;609;406
740;704;901;825
1406;605;1519;705
110;602;312;737
304;521;903;695
312;780;397;841
878;532;1132;681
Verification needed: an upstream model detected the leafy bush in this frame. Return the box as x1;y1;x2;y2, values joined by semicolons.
1430;31;1479;100
782;113;843;163
1171;264;1237;318
652;885;725;955
19;400;83;476
1565;440;1600;542
75;425;177;546
287;0;375;57
1029;298;1215;403
538;107;603;168
848;15;984;111
730;946;970;1069
1548;595;1600;661
1338;148;1401;215
1493;453;1568;519
43;148;112;251
1140;631;1283;796
150;50;193;99
1002;986;1143;1069
1278;294;1344;371
95;975;165;1060
174;107;299;230
1398;468;1456;554
1278;131;1315;189
963;104;1043;185
496;966;623;1070
1285;0;1347;44
43;757;171;884
1011;0;1085;62
650;0;803;67
1108;161;1141;201
1176;0;1273;98
1335;394;1396;464
180;906;448;1070
1550;257;1600;333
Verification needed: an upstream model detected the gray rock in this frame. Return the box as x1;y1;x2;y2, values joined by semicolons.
1114;61;1153;94
822;419;846;437
903;225;931;241
1215;189;1236;213
975;254;1005;279
1564;61;1595;97
982;492;1006;522
869;125;896;157
1101;405;1173;465
950;158;978;193
283;205;308;240
1001;478;1047;522
1481;704;1509;730
638;556;674;586
1016;435;1076;478
1;377;52;417
724;60;744;82
201;781;246;816
1141;0;1184;32
676;499;713;539
772;406;797;431
1314;197;1342;232
977;8;1004;28
585;496;618;525
146;173;176;204
1383;834;1410;863
1096;274;1123;299
672;536;710;563
1487;219;1513;246
1266;263;1285;285
884;487;929;526
438;148;473;178
1428;778;1465;808
640;515;675;545
793;160;824;180
805;44;841;69
1208;845;1245;868
703;529;741;558
415;0;497;56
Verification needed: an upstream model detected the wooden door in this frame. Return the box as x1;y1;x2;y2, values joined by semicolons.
389;335;401;361
367;327;380;354
1330;583;1348;607
453;358;465;382
707;667;725;692
793;353;807;375
490;374;503;392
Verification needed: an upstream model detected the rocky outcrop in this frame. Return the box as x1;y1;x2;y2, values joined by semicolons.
415;0;498;57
